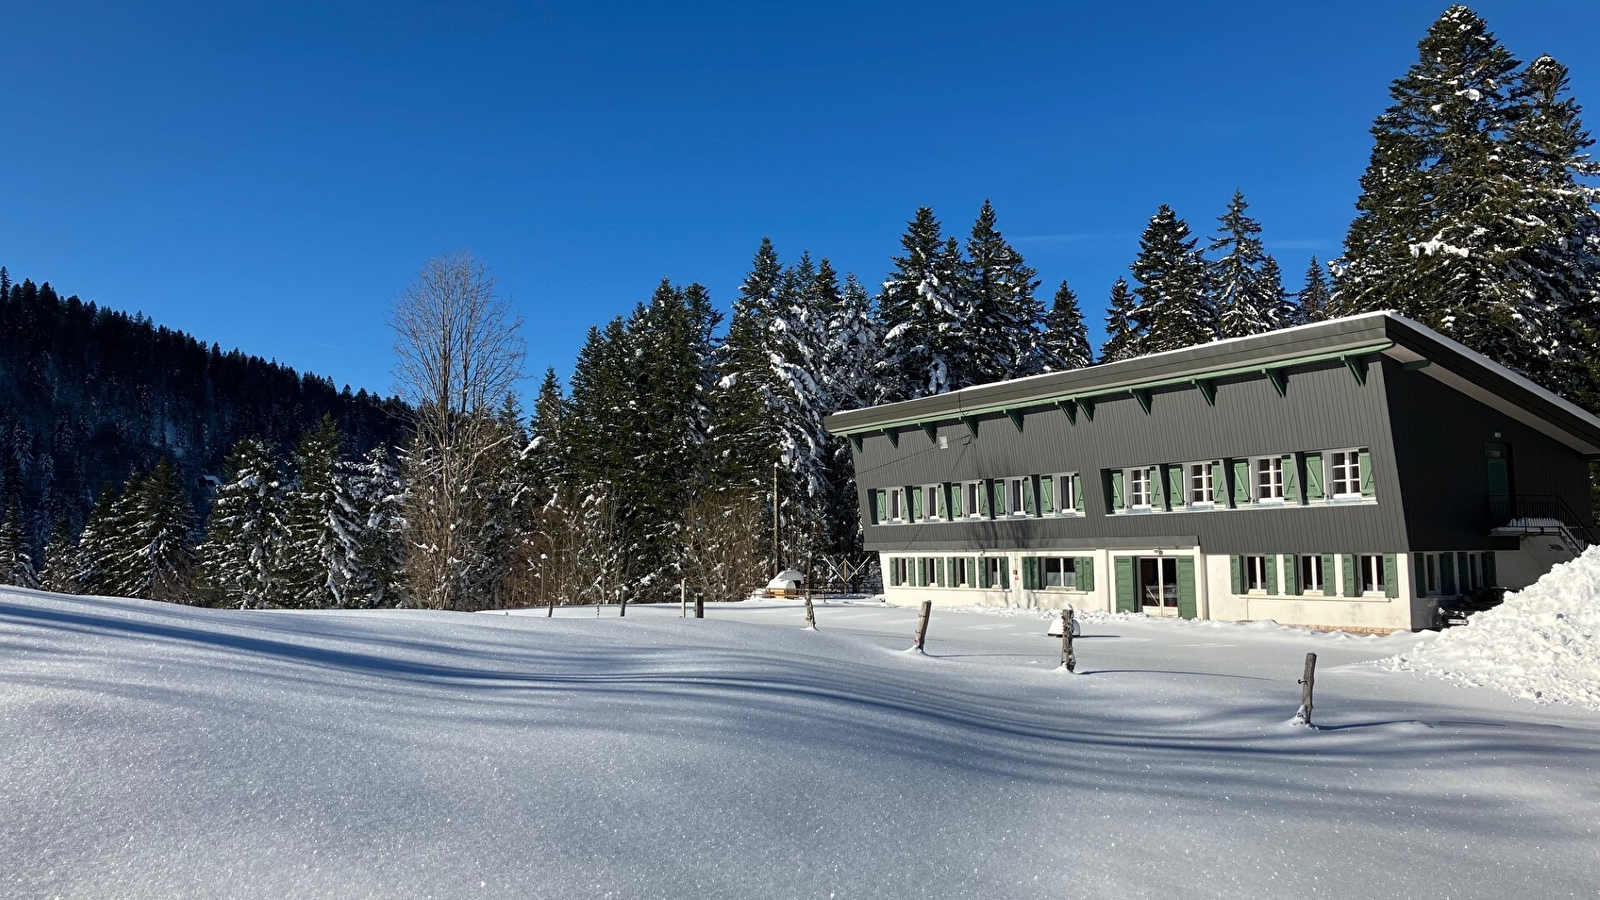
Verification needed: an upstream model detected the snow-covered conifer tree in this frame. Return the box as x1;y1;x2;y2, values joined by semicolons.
200;438;287;608
1297;257;1333;323
0;499;37;589
38;514;77;594
1040;281;1093;371
1210;191;1288;337
877;208;974;400
1101;278;1139;364
118;459;196;602
966;200;1044;381
1128;205;1214;355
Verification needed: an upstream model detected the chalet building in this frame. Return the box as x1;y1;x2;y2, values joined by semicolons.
823;312;1600;632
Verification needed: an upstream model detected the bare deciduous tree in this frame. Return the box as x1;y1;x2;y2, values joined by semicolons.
680;491;767;604
391;252;525;610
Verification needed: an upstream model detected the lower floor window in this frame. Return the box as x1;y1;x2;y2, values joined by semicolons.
1359;554;1384;594
890;557;909;587
1300;555;1323;593
984;557;1008;589
951;557;972;588
921;557;938;587
1043;557;1077;589
1244;555;1268;591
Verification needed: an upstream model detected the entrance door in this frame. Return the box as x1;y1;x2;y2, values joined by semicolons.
1485;442;1512;520
1138;557;1180;615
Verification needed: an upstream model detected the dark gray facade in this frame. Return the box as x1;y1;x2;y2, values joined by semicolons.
826;313;1600;560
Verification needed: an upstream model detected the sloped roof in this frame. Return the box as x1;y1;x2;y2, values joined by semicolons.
822;312;1600;457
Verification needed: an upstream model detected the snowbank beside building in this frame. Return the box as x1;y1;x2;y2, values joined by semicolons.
1386;546;1600;709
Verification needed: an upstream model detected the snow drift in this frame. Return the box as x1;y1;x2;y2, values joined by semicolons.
1386;546;1600;709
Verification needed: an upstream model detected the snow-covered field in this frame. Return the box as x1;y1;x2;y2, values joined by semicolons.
3;590;1598;899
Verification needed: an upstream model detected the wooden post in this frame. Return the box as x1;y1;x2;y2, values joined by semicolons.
619;589;628;617
547;593;555;617
803;590;817;630
911;600;932;652
1293;652;1318;725
694;592;704;619
1059;606;1077;672
680;579;687;618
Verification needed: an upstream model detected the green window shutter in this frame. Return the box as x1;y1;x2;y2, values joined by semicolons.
1176;557;1197;619
1023;477;1038;516
968;557;978;588
872;490;886;524
1109;470;1125;511
978;479;991;517
1230;555;1243;594
992;479;1006;517
1284;555;1301;596
1343;554;1358;597
1303;452;1324;501
1266;555;1278;595
1383;553;1398;598
1359;449;1375;497
1041;475;1055;514
1415;553;1427;595
951;484;963;518
977;558;989;589
933;557;942;587
1073;474;1085;512
1458;552;1470;589
910;487;923;521
1321;553;1336;596
1484;551;1497;587
1210;461;1226;503
1441;553;1456;594
1077;557;1094;591
1151;466;1167;510
1167;465;1185;508
999;559;1010;589
1232;459;1250;506
937;484;949;519
1114;556;1136;612
1283;455;1300;503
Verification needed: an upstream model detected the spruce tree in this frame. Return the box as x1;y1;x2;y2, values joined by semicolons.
877;208;974;400
1335;7;1565;382
1210;191;1287;337
199;438;287;609
1101;278;1139;364
1128;205;1214;355
120;459;196;601
1040;281;1093;371
966;200;1044;381
347;446;404;607
38;514;77;593
1297;257;1333;323
0;499;37;589
1259;255;1295;330
710;239;785;493
74;485;119;594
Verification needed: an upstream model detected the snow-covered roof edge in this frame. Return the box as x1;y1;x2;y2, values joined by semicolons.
825;311;1600;455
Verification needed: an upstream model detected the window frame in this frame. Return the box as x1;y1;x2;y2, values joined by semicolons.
1187;461;1216;507
1243;555;1269;592
983;557;1007;589
1127;467;1153;509
1052;472;1080;516
1006;477;1029;518
1299;554;1323;594
921;484;942;522
1040;556;1079;590
1359;554;1385;595
963;481;984;519
1329;450;1363;499
1255;456;1285;504
887;487;905;522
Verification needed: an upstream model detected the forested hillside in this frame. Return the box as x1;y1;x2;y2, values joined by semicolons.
0;270;407;547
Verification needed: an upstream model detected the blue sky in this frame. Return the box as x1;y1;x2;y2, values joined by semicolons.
4;2;1598;399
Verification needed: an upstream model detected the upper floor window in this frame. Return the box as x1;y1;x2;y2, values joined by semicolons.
921;484;943;521
1330;450;1362;497
1256;456;1285;502
1007;477;1031;517
1053;473;1080;514
887;488;905;522
1188;462;1215;505
1128;467;1153;508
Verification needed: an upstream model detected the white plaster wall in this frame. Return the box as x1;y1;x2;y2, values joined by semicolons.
1205;552;1416;631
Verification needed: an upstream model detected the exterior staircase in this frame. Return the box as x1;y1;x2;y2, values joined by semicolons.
1488;494;1597;558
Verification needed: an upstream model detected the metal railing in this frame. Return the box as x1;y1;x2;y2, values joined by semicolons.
1487;494;1599;548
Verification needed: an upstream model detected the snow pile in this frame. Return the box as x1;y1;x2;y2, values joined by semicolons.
1386;546;1600;709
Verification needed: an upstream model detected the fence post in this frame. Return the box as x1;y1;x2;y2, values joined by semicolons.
619;589;628;617
680;579;687;618
1292;652;1318;725
804;590;817;630
1059;606;1077;672
694;592;704;619
911;600;932;652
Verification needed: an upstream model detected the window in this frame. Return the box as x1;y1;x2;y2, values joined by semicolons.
1008;477;1029;517
888;488;904;522
963;481;983;518
922;485;942;521
1300;555;1323;594
920;557;939;587
890;557;909;587
983;557;1008;589
951;557;971;588
1425;554;1438;595
1466;553;1483;591
1054;473;1079;514
1042;557;1077;589
1128;467;1152;507
1256;456;1285;502
1359;554;1384;594
1243;555;1269;592
1188;463;1214;505
1330;450;1362;497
